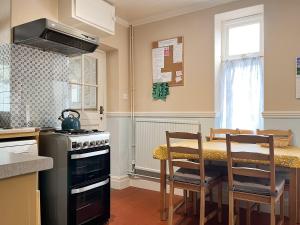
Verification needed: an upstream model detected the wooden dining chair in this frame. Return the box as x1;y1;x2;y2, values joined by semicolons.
166;131;222;225
209;128;240;141
256;129;293;145
226;134;285;225
256;129;293;196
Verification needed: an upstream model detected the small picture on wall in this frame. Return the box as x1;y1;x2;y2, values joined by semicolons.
297;57;300;76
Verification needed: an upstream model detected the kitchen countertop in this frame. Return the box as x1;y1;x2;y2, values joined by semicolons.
0;127;38;134
0;152;53;180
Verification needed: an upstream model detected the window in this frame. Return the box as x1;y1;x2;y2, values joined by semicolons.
69;55;98;110
222;15;263;60
216;12;264;130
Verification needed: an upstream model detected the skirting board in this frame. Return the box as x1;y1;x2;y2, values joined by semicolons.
111;175;131;190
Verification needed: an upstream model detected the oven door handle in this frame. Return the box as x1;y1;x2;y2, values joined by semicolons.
71;178;109;194
71;149;109;159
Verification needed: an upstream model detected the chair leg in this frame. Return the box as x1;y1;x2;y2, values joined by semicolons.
228;191;235;225
270;197;276;225
199;187;206;225
209;189;213;203
193;192;197;216
168;182;174;225
246;202;251;225
280;194;284;223
184;190;188;215
235;199;240;225
217;183;222;223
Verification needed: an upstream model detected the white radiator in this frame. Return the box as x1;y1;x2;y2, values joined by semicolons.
135;118;201;174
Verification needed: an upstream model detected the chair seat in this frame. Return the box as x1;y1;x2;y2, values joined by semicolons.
233;175;285;196
173;168;221;186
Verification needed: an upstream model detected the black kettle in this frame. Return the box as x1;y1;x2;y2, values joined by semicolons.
58;109;81;130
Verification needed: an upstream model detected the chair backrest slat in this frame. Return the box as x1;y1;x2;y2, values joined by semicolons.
231;152;270;161
173;161;200;170
229;134;269;144
226;134;276;194
166;131;205;185
210;128;240;141
169;146;199;154
256;129;293;145
232;167;271;179
168;132;199;139
238;129;255;134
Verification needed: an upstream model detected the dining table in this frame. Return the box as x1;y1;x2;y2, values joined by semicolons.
153;140;300;225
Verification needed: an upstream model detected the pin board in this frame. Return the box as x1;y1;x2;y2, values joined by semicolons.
152;37;184;87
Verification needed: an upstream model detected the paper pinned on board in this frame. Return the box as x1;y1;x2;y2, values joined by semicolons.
176;76;182;83
176;70;183;77
152;47;165;83
158;38;178;48
161;72;172;82
173;43;183;63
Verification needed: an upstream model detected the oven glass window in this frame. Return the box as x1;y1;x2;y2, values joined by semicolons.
70;179;110;225
70;147;110;187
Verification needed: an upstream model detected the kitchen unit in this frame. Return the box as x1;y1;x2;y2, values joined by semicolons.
59;0;116;36
39;129;110;225
0;128;53;225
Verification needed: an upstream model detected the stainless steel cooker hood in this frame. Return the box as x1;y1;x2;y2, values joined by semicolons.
13;18;99;56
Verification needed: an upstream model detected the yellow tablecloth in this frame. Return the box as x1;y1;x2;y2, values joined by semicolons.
153;140;300;168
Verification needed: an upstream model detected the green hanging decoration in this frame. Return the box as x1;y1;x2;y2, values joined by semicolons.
152;82;170;101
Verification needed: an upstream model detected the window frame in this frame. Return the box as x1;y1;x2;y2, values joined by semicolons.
69;54;99;111
221;14;264;61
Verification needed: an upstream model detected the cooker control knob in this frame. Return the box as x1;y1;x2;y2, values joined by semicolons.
90;141;95;146
83;141;89;147
76;142;82;148
104;139;109;144
96;140;101;145
100;140;105;145
72;142;77;149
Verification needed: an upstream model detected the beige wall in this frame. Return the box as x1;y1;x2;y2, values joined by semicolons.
133;0;300;112
0;0;11;43
11;0;58;26
102;23;130;112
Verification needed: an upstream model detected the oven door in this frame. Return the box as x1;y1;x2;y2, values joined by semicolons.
69;177;110;225
69;146;110;187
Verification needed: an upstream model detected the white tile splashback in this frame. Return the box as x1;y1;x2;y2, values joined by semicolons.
0;44;70;128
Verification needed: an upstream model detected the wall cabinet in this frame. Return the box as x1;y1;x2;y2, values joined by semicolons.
59;0;116;37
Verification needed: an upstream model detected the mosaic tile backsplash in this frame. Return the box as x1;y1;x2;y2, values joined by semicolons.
0;44;70;128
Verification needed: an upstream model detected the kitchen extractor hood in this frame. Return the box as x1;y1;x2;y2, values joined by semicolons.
13;18;99;56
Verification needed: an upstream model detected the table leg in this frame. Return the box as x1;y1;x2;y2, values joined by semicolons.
160;160;167;221
289;168;297;225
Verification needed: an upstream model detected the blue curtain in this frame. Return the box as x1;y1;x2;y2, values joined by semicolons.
216;57;264;130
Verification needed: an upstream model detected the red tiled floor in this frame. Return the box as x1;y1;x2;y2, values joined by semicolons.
109;187;289;225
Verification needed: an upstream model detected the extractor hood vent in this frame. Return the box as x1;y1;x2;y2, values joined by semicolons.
13;18;99;56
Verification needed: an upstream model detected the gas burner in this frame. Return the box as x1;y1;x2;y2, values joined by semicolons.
55;129;103;135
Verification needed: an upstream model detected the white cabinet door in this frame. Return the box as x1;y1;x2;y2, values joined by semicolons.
73;0;115;35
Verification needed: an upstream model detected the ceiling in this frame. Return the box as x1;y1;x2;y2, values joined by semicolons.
107;0;240;26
